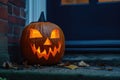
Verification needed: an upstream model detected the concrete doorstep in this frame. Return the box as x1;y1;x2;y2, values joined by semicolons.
0;53;120;80
0;66;120;80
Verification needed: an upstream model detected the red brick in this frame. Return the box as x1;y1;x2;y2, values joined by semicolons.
13;6;20;16
8;23;21;36
14;26;20;35
8;15;25;26
17;18;25;26
8;26;13;34
8;23;14;34
8;15;17;23
8;0;25;8
8;3;12;15
20;8;25;18
0;0;8;4
0;5;8;20
8;36;19;44
0;20;8;34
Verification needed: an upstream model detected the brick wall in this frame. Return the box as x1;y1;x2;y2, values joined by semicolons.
0;0;26;64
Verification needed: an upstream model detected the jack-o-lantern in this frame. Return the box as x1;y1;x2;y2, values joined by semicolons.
20;12;65;65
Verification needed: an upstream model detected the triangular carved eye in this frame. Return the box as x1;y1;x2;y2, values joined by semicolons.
50;29;60;39
30;29;43;38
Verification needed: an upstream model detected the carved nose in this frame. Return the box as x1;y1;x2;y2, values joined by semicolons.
44;38;52;45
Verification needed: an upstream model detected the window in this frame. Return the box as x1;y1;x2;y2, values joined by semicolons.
61;0;89;5
26;0;46;25
99;0;120;3
61;0;120;5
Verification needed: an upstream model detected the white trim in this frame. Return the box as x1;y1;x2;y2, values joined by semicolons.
26;0;46;25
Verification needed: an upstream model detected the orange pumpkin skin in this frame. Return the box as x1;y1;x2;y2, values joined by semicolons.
20;22;65;65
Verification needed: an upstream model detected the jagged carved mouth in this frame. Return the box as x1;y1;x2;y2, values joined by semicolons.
30;42;61;60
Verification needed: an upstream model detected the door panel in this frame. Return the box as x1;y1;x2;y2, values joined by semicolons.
47;0;120;40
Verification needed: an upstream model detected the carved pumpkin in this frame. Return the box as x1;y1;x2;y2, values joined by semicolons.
20;12;65;65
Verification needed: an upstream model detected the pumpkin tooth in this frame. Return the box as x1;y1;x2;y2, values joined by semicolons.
36;47;41;54
58;42;61;53
51;46;54;51
50;46;57;57
49;47;52;52
31;44;36;54
41;49;47;55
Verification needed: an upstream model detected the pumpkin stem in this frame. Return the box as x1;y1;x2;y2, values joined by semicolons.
38;11;46;22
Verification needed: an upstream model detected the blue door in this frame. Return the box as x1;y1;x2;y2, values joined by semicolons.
47;0;120;40
47;0;120;52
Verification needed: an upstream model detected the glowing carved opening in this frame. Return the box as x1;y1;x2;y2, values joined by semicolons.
30;29;43;38
50;29;60;39
44;38;52;45
31;42;61;60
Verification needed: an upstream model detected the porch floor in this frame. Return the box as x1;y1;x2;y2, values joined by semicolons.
0;53;120;80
